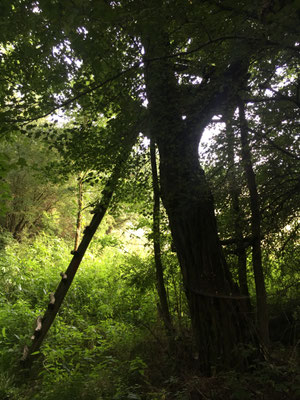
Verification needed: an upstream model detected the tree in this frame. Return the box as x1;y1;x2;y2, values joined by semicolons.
224;110;251;309
0;132;75;240
22;124;139;366
1;0;299;372
141;15;253;372
199;54;299;350
150;140;174;337
238;99;269;347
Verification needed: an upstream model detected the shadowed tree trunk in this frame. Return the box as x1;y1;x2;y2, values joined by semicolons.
224;114;251;311
238;99;270;347
142;26;255;373
150;139;174;337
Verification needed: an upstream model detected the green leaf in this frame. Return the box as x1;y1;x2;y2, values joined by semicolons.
17;157;27;167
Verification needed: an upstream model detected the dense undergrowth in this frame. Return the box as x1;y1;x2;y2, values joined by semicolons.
0;232;299;400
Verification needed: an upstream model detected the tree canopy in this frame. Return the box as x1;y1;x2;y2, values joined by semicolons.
0;0;299;398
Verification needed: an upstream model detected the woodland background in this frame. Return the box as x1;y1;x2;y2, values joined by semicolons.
0;1;299;399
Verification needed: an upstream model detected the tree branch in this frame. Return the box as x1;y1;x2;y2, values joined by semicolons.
249;127;300;160
7;63;142;125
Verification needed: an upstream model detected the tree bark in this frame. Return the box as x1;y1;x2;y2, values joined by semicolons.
150;139;174;336
21;129;138;368
142;29;253;373
238;99;270;347
224;114;251;310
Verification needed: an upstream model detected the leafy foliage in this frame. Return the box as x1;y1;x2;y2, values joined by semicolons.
0;0;299;398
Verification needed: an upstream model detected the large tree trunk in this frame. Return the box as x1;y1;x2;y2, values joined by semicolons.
238;100;270;347
143;31;253;373
150;140;174;337
158;135;249;372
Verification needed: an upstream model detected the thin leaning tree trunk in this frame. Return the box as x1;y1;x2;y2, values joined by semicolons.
150;139;174;337
238;99;270;347
21;131;138;368
225;115;251;311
